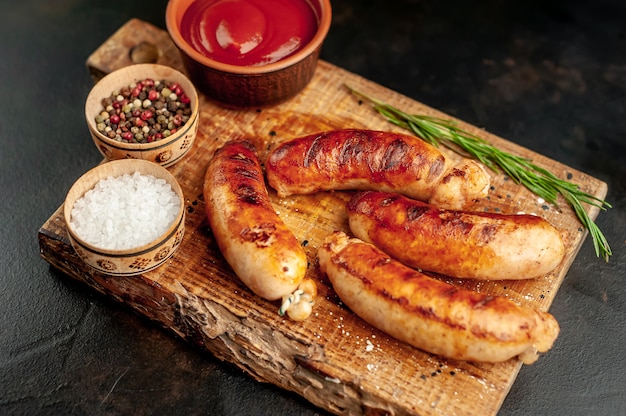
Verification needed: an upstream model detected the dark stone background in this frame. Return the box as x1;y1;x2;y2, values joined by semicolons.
1;0;624;414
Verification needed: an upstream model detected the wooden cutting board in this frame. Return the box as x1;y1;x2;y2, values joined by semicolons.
38;19;608;416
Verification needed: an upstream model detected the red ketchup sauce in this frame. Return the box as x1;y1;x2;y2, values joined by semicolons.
180;0;318;66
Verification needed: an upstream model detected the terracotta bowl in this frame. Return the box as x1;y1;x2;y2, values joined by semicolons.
64;159;185;276
85;64;199;167
166;0;332;108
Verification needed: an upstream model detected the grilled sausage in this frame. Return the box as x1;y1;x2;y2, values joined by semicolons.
265;129;490;210
347;191;565;280
318;231;560;364
203;140;313;313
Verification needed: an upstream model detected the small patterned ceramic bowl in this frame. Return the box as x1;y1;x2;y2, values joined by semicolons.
85;63;199;167
64;159;185;276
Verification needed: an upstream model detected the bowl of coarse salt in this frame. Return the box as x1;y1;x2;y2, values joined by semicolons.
85;63;199;167
64;159;185;276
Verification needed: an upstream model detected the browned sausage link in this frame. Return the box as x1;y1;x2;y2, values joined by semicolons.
347;191;565;280
318;231;560;364
204;140;308;302
266;129;490;209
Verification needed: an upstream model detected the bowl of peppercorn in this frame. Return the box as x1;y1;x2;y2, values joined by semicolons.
165;0;332;108
85;63;199;167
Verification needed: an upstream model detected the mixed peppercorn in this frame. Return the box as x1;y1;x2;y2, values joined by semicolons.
95;78;192;144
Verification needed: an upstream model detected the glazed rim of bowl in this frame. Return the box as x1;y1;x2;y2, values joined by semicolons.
85;63;199;149
165;0;332;75
64;159;185;255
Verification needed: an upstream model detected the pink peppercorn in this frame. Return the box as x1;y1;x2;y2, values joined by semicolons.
140;110;153;121
109;114;120;125
170;83;182;96
148;89;159;101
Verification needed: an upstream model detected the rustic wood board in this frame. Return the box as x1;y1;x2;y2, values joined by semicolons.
39;19;608;416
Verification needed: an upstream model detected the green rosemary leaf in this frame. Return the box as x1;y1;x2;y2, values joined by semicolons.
346;85;612;261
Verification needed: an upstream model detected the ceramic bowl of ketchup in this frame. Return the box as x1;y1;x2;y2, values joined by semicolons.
166;0;332;108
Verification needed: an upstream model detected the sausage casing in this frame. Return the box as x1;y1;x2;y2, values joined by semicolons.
318;231;560;364
203;140;307;301
348;191;565;280
265;129;490;209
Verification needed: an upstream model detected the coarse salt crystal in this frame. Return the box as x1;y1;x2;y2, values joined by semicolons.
70;172;180;250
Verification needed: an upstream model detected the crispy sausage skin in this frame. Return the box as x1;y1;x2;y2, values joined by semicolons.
348;191;565;280
265;129;490;210
318;231;560;364
203;140;308;302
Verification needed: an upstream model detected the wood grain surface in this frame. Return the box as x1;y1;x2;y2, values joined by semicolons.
39;19;607;416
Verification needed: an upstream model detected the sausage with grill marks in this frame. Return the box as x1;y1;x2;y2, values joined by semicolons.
318;231;560;364
203;140;315;319
265;129;490;210
347;191;566;280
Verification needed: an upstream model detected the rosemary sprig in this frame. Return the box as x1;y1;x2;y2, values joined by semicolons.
346;85;612;261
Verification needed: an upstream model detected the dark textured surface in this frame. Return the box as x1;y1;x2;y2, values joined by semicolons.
1;0;625;415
